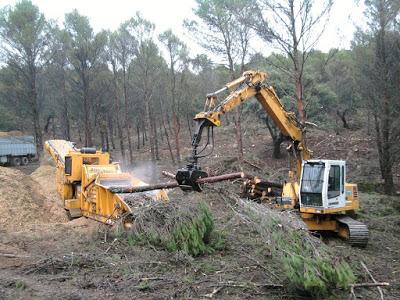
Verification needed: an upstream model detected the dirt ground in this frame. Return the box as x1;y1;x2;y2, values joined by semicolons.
0;125;399;299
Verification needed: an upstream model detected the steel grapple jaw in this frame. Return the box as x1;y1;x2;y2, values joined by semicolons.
176;164;208;192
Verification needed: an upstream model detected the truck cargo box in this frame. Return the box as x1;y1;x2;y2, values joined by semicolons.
0;136;36;165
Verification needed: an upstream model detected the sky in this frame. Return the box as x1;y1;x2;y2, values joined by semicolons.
0;0;366;60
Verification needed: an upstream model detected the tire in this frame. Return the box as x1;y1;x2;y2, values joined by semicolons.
21;156;29;166
12;157;21;166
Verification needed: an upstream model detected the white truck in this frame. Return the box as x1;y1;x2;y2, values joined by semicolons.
0;136;37;166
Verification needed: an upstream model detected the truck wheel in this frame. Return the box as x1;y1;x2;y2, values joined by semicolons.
12;157;21;166
21;157;29;165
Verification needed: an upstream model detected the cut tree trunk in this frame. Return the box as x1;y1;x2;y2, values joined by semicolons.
109;171;252;193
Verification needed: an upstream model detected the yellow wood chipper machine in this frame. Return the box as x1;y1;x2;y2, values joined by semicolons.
44;140;168;227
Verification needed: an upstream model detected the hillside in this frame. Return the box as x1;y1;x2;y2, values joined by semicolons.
0;125;399;299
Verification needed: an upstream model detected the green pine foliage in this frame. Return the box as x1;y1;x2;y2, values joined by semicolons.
241;200;356;299
126;202;224;257
272;229;355;299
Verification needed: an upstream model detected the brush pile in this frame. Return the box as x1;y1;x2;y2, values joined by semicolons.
221;190;355;299
123;199;223;257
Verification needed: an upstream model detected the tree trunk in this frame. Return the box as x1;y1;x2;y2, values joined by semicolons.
173;113;181;162
295;73;306;125
145;96;156;161
78;125;82;142
228;63;243;159
234;107;244;159
108;116;116;149
123;69;134;164
126;125;134;164
159;123;164;141
337;110;350;129
153;110;160;161
265;117;283;159
136;123;140;150
105;130;110;152
158;96;175;163
30;66;42;153
142;126;146;147
272;138;282;159
83;76;92;147
61;69;70;140
376;21;394;195
289;0;306;126
111;63;125;161
381;93;394;195
118;123;125;161
100;131;105;151
186;114;193;139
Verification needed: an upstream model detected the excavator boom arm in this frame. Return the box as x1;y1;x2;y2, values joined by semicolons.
193;70;310;165
177;70;311;190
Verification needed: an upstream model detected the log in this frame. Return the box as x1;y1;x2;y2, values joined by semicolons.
197;172;252;184
108;182;180;193
161;171;176;179
252;180;283;189
162;170;253;182
109;172;255;194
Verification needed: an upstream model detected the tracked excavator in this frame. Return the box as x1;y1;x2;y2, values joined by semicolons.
176;70;368;247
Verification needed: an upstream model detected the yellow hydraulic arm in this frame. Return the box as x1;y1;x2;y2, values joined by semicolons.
193;70;310;176
176;70;310;199
177;71;369;247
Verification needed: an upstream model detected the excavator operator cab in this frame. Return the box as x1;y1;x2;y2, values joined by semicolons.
299;160;346;211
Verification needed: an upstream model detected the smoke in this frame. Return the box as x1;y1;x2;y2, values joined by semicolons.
125;161;160;183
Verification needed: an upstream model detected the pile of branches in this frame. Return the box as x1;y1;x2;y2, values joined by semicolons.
220;190;356;299
123;200;224;257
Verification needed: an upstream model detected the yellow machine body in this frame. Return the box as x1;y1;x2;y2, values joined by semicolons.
45;140;168;225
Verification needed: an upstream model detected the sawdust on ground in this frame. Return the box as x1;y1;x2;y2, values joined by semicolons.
30;164;67;222
0;165;66;231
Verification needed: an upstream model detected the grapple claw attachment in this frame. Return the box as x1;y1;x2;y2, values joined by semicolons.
176;164;208;192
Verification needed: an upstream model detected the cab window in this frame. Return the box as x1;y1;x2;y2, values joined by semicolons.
328;165;341;198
